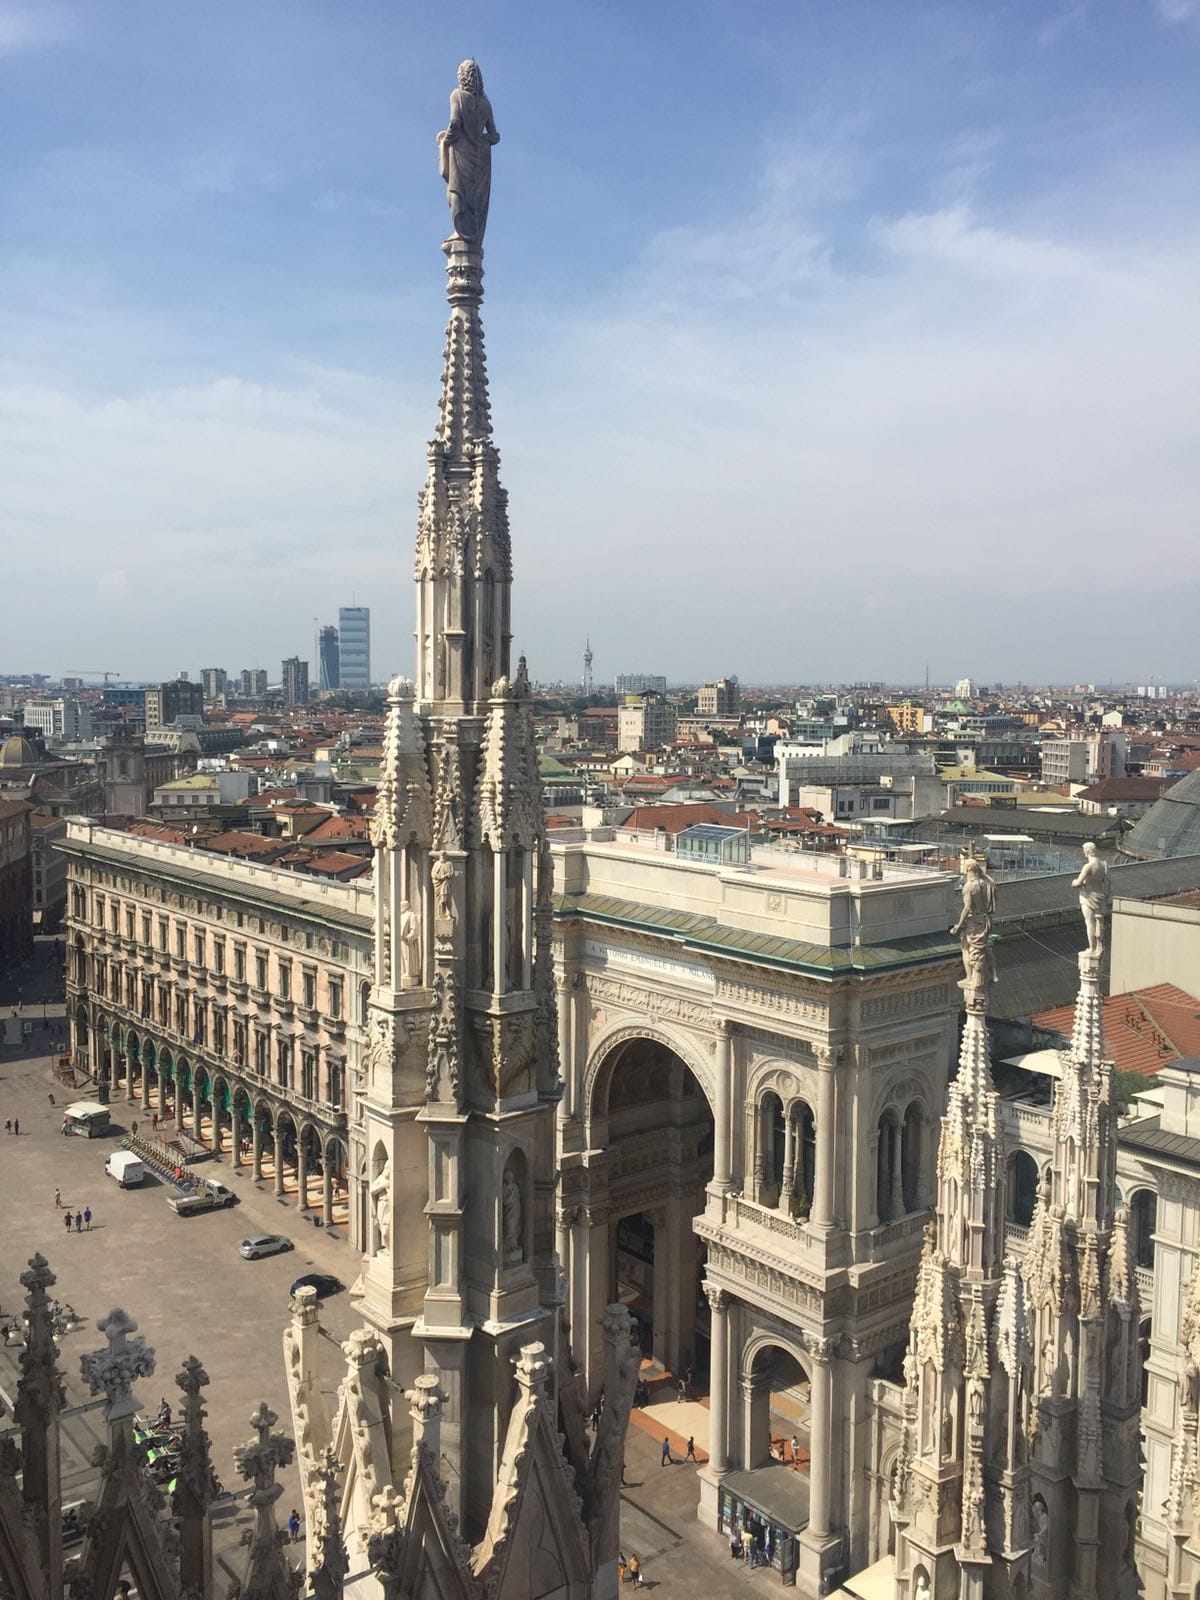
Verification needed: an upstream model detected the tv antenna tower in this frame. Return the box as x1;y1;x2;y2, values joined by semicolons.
582;635;594;696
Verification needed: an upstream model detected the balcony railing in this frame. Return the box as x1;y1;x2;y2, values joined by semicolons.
729;1193;815;1247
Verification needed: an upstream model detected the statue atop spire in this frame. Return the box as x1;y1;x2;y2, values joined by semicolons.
437;58;499;243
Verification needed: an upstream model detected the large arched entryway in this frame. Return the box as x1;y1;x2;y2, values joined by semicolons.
585;1034;714;1383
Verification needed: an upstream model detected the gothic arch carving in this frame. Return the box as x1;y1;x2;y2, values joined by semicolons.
872;1071;936;1124
583;1020;715;1123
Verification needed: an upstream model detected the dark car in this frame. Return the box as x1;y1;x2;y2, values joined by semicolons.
290;1273;341;1300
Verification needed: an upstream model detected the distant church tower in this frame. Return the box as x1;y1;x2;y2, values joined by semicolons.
307;59;634;1600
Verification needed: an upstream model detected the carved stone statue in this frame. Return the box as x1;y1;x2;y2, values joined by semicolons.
437;59;499;243
914;1573;931;1600
950;853;996;999
1032;1496;1049;1565
1072;840;1112;960
397;899;421;986
370;1159;391;1252
432;854;456;924
502;1166;523;1262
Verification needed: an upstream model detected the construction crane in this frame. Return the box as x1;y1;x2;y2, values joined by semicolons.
64;670;122;684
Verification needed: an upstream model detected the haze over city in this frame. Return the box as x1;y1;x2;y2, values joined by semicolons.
2;0;1197;681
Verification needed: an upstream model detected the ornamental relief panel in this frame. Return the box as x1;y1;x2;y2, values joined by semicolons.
746;1062;818;1110
860;984;951;1021
584;972;712;1031
872;1071;938;1122
716;977;826;1024
867;1033;943;1066
705;1243;825;1316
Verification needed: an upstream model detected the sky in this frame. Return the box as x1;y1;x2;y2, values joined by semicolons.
1;0;1197;689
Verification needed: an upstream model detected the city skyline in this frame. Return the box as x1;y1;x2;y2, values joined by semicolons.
1;2;1197;682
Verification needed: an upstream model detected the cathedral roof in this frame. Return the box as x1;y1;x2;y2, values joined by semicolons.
1127;768;1200;858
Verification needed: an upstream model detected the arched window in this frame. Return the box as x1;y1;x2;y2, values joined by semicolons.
1131;1190;1157;1270
877;1111;900;1223
1007;1151;1039;1227
901;1105;924;1212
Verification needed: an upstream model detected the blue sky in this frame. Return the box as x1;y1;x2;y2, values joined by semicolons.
1;0;1197;687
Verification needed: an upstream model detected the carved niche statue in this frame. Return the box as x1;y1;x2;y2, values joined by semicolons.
950;852;996;1000
502;1165;524;1263
397;899;421;986
1072;840;1112;961
437;59;500;243
369;1159;392;1253
432;853;456;924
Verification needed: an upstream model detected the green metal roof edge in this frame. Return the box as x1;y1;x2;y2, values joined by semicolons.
553;892;960;978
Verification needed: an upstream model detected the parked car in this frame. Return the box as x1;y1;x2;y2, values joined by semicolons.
289;1273;341;1300
240;1233;293;1260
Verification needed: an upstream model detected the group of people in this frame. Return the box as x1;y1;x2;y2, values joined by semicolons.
3;1118;19;1135
56;1191;92;1232
616;1551;644;1585
730;1521;775;1567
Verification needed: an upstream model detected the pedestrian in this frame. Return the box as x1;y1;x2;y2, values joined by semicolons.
61;1118;69;1136
617;1554;626;1585
55;1189;61;1208
48;1093;55;1106
660;1436;670;1468
132;1120;138;1136
685;1436;697;1462
64;1213;72;1234
4;1120;9;1134
685;1364;694;1391
629;1553;643;1586
676;1378;685;1403
84;1207;92;1231
74;1212;82;1233
13;1118;18;1136
730;1531;741;1560
791;1433;799;1466
287;1508;301;1543
151;1112;158;1130
741;1527;753;1563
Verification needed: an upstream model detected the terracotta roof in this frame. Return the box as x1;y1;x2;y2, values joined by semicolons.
1159;890;1200;911
1031;983;1200;1077
620;803;732;834
1076;777;1177;802
294;850;371;879
303;814;371;841
200;831;284;858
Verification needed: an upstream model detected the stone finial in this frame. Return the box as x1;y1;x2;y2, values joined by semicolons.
513;1342;551;1396
233;1401;295;1508
176;1353;210;1400
386;674;415;703
80;1308;155;1423
311;1447;349;1600
20;1252;56;1302
290;1285;319;1325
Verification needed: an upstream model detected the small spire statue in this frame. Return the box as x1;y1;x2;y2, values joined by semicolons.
950;849;996;1007
437;58;500;243
1072;840;1112;962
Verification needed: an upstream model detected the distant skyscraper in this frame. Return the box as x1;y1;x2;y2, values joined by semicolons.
239;668;268;699
338;606;370;691
616;672;667;695
200;667;227;699
281;657;309;706
319;626;340;691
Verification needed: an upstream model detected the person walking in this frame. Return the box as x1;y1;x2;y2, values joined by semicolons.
617;1554;626;1585
74;1212;82;1233
676;1377;686;1403
12;1118;17;1137
627;1553;641;1585
55;1188;61;1208
287;1508;301;1543
660;1436;670;1468
791;1433;799;1467
4;1120;10;1135
83;1206;92;1231
63;1212;72;1235
685;1436;697;1462
132;1120;138;1136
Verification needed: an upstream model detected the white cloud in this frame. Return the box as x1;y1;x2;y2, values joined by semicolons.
1157;0;1196;21
0;4;76;53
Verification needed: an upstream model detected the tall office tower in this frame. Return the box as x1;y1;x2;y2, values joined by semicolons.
338;606;370;691
318;626;340;691
238;668;268;699
143;679;204;732
281;657;309;706
200;667;227;700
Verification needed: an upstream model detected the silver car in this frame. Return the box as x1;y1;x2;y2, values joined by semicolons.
239;1233;293;1260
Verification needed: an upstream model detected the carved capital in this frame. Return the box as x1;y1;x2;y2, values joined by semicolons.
704;1285;729;1315
806;1334;836;1365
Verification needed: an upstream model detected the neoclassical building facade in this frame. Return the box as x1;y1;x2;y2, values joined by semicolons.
61;821;373;1242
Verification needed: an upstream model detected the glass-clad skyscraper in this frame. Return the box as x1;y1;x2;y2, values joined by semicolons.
338;606;370;691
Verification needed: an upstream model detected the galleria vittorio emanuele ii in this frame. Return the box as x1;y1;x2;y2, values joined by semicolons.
2;23;1198;1600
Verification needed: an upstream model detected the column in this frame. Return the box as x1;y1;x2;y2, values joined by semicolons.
492;850;506;995
706;1287;730;1474
780;1110;796;1213
521;850;533;991
813;1048;837;1229
713;1022;732;1190
251;1112;262;1181
230;1101;242;1170
297;1135;308;1211
140;1054;151;1113
889;1120;904;1221
274;1117;285;1197
807;1338;834;1540
323;1160;334;1227
556;981;574;1117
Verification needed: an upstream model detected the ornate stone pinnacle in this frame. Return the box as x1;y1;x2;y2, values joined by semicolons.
406;1373;443;1425
176;1354;210;1398
80;1307;155;1423
233;1401;295;1509
513;1341;551;1393
20;1253;56;1302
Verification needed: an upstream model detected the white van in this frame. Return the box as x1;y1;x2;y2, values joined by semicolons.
106;1151;145;1188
